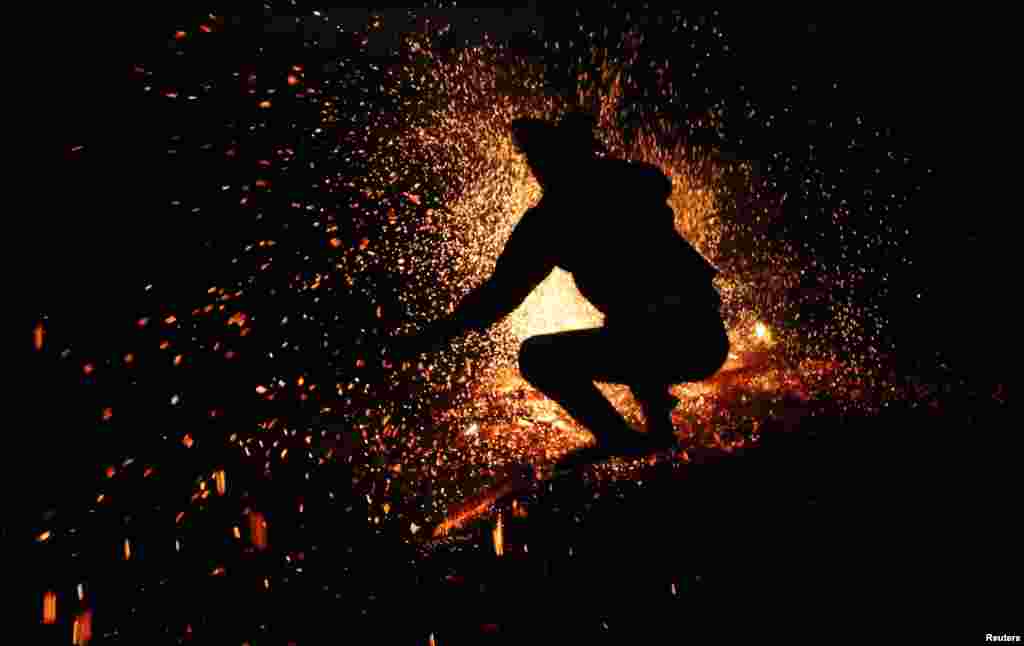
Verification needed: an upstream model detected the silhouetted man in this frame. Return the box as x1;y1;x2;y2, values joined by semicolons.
380;112;730;473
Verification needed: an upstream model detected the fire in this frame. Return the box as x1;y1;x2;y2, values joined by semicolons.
123;538;131;560
214;469;226;495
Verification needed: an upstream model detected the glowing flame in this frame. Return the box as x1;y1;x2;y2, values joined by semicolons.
214;469;226;495
123;538;131;560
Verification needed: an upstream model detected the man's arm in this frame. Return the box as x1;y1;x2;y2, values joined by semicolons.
418;210;555;348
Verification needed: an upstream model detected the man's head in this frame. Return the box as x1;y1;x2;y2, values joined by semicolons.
511;112;605;187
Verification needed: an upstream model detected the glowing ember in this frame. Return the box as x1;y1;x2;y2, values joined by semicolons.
493;512;504;557
249;512;268;551
33;321;44;350
72;610;92;645
42;591;57;624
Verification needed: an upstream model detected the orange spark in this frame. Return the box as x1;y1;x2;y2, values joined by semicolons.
287;74;300;86
329;238;342;248
33;321;44;350
493;512;504;557
123;538;131;560
174;354;183;366
182;434;194;448
174;30;187;40
37;530;51;543
102;408;113;421
164;315;177;324
72;610;92;645
43;591;57;624
259;100;272;109
124;353;134;365
249;512;268;550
